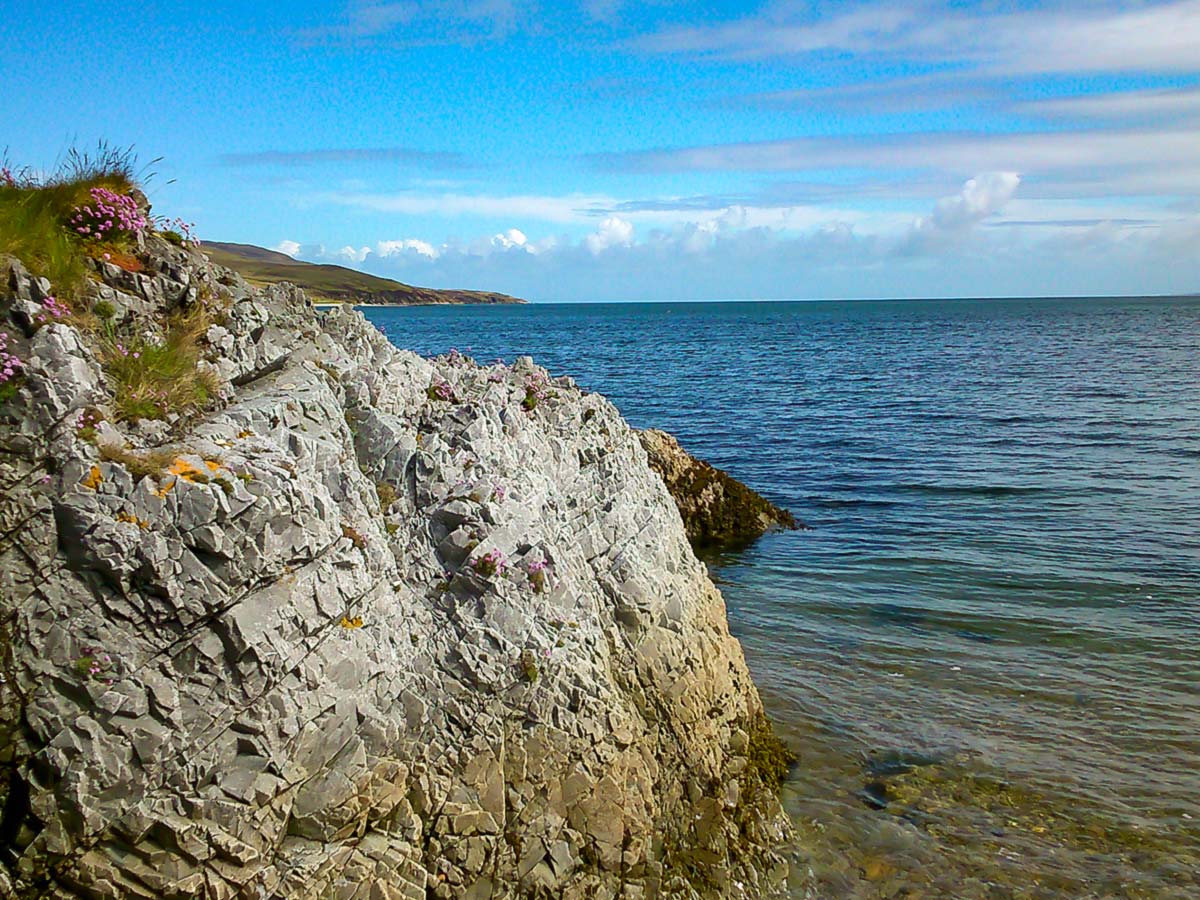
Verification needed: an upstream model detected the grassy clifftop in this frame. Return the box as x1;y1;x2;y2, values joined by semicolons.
203;241;525;306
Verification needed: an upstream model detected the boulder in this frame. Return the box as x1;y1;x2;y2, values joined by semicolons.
639;429;798;549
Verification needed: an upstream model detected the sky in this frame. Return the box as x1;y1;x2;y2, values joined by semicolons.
3;0;1199;301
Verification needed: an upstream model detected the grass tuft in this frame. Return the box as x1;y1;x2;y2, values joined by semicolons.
97;444;178;480
100;306;221;422
0;142;158;299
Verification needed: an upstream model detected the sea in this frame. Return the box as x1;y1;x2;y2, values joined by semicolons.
362;296;1200;900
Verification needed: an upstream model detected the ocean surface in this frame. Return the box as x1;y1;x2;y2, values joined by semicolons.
363;297;1200;899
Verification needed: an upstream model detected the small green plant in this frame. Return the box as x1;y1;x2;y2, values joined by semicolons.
92;299;116;320
0;330;24;402
160;229;184;247
426;379;456;403
75;646;116;685
472;548;507;578
375;481;398;513
528;558;550;593
74;407;104;443
521;373;554;412
96;444;178;480
519;649;539;683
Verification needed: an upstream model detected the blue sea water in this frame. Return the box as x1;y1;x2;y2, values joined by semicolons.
364;296;1200;898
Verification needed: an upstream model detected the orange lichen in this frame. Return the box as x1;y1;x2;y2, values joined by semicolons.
82;466;103;490
204;459;221;472
167;458;209;483
154;478;177;498
340;616;364;629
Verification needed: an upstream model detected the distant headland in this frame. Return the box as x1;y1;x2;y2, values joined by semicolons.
203;241;526;306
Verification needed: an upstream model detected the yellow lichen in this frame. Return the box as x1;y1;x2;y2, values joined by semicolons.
154;478;177;499
115;510;149;529
340;615;364;629
83;465;103;490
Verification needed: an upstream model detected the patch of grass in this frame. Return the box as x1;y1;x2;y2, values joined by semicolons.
160;229;184;247
0;184;92;296
97;444;178;480
101;306;221;422
0;144;144;298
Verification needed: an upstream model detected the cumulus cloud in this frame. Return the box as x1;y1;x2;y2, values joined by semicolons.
929;172;1021;230
377;238;441;259
333;245;372;263
273;240;302;258
489;228;529;250
584;217;634;254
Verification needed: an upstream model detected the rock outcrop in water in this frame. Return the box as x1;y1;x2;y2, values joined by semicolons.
0;223;793;898
638;430;797;550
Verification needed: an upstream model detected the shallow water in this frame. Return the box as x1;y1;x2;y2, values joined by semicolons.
364;296;1200;898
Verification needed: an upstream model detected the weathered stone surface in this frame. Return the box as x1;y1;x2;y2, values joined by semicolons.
639;428;798;549
0;228;795;897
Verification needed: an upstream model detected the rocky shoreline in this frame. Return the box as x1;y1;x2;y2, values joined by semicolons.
0;216;796;898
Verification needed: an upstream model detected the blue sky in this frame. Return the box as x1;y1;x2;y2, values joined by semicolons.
4;1;1199;301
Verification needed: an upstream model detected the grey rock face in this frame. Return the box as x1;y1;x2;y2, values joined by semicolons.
0;239;793;898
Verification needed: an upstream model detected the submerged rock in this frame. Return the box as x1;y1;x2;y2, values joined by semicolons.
0;231;795;897
638;429;798;550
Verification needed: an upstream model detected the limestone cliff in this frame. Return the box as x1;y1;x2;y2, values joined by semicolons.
0;231;793;898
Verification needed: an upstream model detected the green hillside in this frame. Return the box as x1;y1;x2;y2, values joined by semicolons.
202;242;524;306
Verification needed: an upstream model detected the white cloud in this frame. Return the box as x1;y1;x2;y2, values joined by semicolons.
305;0;522;43
603;125;1200;204
1022;86;1200;122
929;172;1021;230
273;240;302;258
333;245;372;263
376;238;441;259
584;217;634;254
636;1;1200;75
320;190;615;224
490;228;529;250
289;201;1200;303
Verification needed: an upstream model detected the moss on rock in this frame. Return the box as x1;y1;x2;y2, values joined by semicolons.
639;428;799;550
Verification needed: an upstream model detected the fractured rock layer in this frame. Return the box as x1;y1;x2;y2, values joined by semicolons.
0;234;793;898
